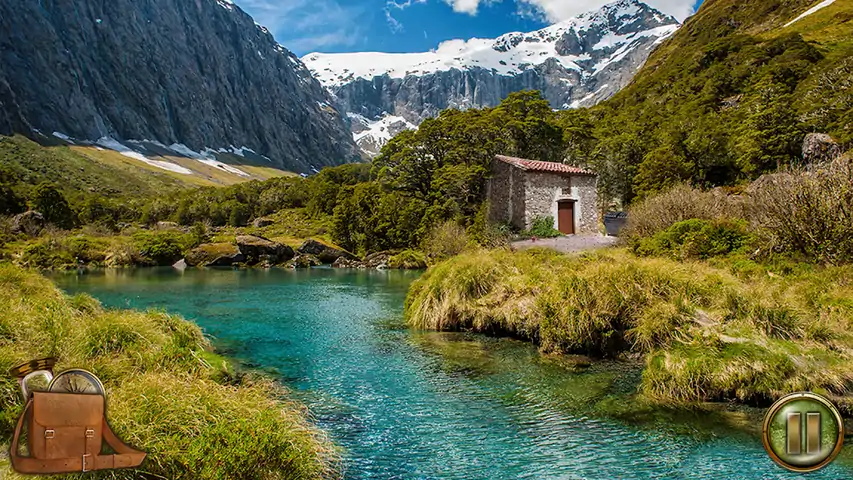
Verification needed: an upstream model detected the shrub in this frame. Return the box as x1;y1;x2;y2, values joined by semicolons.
746;155;853;264
29;182;76;229
622;184;741;240
524;216;562;238
133;231;190;266
633;219;754;260
388;250;427;269
466;203;510;249
421;221;469;263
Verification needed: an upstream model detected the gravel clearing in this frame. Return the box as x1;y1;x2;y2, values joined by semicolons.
511;235;619;253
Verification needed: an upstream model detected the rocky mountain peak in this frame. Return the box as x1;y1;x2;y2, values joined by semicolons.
302;0;679;158
0;0;359;173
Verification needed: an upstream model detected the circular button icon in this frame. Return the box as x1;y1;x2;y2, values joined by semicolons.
763;392;844;472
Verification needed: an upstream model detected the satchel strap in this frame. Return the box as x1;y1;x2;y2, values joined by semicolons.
10;399;146;474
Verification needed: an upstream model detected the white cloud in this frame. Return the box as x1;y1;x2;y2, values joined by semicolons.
518;0;698;22
445;0;483;15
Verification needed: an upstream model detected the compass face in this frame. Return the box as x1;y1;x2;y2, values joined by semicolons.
48;369;105;396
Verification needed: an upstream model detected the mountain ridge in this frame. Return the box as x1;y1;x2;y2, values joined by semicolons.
302;0;680;157
0;0;359;174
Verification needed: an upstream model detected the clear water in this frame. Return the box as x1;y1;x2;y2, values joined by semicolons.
51;267;852;480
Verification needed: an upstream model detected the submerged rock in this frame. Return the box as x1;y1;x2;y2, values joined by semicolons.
297;239;356;264
12;211;45;236
236;235;294;265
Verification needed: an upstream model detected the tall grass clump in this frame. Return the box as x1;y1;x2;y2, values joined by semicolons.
406;249;853;405
0;264;339;479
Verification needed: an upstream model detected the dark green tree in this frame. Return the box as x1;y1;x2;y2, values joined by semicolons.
30;182;76;229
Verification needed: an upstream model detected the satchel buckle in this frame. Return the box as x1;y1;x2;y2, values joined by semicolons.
85;428;95;438
44;429;55;439
82;453;92;472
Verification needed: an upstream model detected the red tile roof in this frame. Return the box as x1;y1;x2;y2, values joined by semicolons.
495;155;595;176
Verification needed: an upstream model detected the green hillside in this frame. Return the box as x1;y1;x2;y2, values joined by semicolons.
568;0;852;205
0;135;291;202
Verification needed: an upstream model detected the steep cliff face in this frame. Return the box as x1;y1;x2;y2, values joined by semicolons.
0;0;358;173
302;0;679;156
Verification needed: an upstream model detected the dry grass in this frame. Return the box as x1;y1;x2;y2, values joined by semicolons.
406;248;853;405
622;184;743;240
747;155;853;264
0;264;339;479
624;155;853;265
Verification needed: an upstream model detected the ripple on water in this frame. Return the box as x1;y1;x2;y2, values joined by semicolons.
51;268;853;480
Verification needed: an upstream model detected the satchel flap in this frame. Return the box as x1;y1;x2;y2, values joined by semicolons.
32;392;104;427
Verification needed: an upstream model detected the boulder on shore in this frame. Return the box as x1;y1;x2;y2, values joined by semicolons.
332;257;365;268
287;254;322;269
186;243;246;267
253;217;275;228
297;239;356;264
12;211;46;236
803;133;842;164
236;235;294;265
363;251;393;269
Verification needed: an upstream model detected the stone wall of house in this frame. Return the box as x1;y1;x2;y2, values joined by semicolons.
524;172;599;234
488;159;527;228
572;175;599;234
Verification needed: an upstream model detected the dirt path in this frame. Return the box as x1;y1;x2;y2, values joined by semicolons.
511;235;619;253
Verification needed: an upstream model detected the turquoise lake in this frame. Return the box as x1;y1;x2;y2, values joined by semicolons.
51;267;853;480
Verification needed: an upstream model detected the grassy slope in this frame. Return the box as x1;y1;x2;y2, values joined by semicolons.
597;0;853;150
0;135;292;201
0;264;338;479
406;248;853;407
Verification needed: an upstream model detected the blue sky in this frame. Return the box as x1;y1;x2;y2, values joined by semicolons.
232;0;704;56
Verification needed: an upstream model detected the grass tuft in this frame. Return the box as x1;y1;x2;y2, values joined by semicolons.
0;264;338;479
406;248;853;405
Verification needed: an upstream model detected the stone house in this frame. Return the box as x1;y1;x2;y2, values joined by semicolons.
488;155;598;235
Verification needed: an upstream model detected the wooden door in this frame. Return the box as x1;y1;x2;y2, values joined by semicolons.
558;201;575;235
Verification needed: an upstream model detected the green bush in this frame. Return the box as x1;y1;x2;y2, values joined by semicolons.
133;231;191;266
633;219;754;260
389;250;427;269
525;216;562;238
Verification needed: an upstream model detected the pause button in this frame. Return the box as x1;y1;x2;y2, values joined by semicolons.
763;392;845;472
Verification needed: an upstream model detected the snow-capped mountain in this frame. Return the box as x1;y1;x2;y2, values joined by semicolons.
302;0;679;157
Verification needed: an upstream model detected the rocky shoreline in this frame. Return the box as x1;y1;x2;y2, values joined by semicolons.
183;236;418;270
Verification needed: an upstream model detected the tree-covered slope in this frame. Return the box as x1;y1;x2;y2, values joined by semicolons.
568;0;852;204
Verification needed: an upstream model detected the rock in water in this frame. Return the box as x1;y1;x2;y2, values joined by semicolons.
236;235;294;265
297;239;357;264
803;133;843;164
0;0;358;173
12;211;46;236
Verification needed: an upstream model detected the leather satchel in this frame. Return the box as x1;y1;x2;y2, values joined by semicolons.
10;391;146;474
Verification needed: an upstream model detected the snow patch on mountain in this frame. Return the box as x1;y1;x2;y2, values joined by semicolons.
785;0;836;27
349;113;418;158
97;137;194;175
